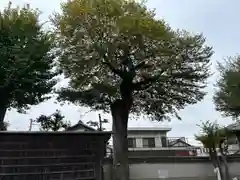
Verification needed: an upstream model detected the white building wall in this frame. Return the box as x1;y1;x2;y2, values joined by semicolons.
155;136;162;148
104;161;240;180
128;131;167;149
136;137;142;148
228;144;240;153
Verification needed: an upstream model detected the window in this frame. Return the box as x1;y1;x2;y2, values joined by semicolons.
128;138;136;148
227;136;238;145
161;136;167;147
142;138;155;148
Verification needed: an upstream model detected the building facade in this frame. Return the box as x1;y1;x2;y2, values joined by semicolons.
127;127;170;150
227;122;240;154
127;127;198;157
67;123;199;157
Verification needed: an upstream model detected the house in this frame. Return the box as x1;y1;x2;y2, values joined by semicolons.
67;123;199;157
0;131;111;180
66;121;113;157
66;120;96;131
127;127;198;157
227;122;240;154
168;137;195;147
196;122;240;156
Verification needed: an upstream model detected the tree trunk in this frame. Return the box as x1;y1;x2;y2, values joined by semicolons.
236;132;240;151
219;141;230;180
111;99;132;180
0;103;7;131
216;153;225;180
222;155;230;180
210;150;224;180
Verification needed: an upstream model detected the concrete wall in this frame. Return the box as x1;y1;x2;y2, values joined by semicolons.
103;158;240;180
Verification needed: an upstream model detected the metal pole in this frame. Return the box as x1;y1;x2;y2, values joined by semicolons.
29;119;33;131
98;114;102;131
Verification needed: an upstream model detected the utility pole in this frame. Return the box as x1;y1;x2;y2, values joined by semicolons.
29;119;33;131
98;114;102;131
29;119;38;131
98;114;109;131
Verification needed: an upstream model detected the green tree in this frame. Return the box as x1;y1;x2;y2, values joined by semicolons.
196;121;230;180
214;57;240;119
32;110;71;131
87;114;109;131
0;2;57;130
214;57;240;144
52;0;213;179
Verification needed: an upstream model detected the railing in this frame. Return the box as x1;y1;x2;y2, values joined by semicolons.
106;138;240;158
196;145;240;156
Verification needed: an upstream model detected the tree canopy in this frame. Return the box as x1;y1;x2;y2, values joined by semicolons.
0;3;57;128
1;121;9;131
214;56;240;119
53;1;213;179
53;0;213;121
195;121;227;150
32;110;71;131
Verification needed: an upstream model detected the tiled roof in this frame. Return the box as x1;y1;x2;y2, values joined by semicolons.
66;121;96;131
227;122;240;131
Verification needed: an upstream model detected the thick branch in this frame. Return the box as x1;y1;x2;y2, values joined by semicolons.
133;78;156;90
133;70;164;90
133;68;206;91
133;61;174;90
102;60;124;78
135;61;152;70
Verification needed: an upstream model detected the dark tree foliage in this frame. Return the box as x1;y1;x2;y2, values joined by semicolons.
52;0;213;179
33;110;71;131
214;57;240;119
0;121;9;131
0;2;57;130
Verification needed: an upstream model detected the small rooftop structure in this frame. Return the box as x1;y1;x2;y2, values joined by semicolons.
168;137;194;147
227;122;240;131
66;120;96;131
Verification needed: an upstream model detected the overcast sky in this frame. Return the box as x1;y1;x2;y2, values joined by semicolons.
2;0;239;145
